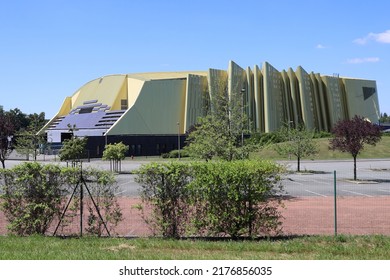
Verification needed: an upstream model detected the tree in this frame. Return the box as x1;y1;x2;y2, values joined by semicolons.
14;112;46;161
185;78;252;161
7;108;28;132
274;125;319;172
379;112;390;123
0;111;15;168
59;137;87;166
14;133;38;161
329;115;382;180
102;142;129;172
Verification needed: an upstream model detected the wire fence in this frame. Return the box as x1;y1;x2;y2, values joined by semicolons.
280;160;390;236
1;159;390;237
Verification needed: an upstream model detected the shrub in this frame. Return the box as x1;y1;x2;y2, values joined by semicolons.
58;167;123;236
190;160;284;238
161;149;189;158
135;160;285;238
0;163;123;236
0;162;66;235
135;162;192;238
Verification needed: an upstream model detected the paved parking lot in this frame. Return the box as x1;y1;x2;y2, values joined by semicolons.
281;159;390;197
3;158;390;198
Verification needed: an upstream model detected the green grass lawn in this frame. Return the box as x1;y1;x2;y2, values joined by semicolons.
1;235;390;260
253;136;390;161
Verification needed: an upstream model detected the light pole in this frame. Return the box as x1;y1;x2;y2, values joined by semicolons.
177;121;180;160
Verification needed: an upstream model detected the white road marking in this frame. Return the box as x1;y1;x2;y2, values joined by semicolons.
378;189;390;193
340;190;373;197
304;190;327;197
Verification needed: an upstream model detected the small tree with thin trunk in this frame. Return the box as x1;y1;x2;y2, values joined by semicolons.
329;115;382;180
102;142;129;173
185;77;253;161
274;125;319;172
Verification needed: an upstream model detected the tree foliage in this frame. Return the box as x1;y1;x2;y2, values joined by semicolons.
0;162;66;235
0;106;46;167
190;160;284;238
136;160;285;238
379;112;390;123
274;125;319;172
14;112;47;161
59;137;87;166
185;79;253;161
329;115;382;180
0;111;15;168
102;142;129;172
0;162;123;236
135;162;192;238
59;167;123;236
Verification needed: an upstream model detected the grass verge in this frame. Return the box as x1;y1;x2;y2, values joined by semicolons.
1;235;390;260
254;136;390;161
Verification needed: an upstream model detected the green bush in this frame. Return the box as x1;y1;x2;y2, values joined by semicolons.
190;160;284;238
59;167;123;236
136;162;192;238
248;132;285;146
0;162;66;235
161;149;189;158
135;160;285;238
0;162;122;236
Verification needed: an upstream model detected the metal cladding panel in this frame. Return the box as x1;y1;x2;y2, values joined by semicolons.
287;68;301;126
228;60;246;98
296;66;315;130
208;68;228;103
262;62;284;132
246;67;255;131
315;73;329;131
322;76;344;127
127;78;145;108
281;70;293;127
309;72;322;131
253;65;264;132
72;75;127;109
107;79;187;135
342;78;380;123
42;63;381;139
184;74;208;131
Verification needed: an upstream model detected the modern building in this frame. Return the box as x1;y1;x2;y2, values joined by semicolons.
39;60;380;157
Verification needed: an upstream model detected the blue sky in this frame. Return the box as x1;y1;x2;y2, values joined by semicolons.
1;0;389;118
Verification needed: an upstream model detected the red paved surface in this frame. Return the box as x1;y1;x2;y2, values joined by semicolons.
1;196;390;236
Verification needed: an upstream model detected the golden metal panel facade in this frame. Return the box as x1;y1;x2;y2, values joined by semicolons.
42;61;380;139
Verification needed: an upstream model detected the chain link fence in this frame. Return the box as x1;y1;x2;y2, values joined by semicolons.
1;159;389;237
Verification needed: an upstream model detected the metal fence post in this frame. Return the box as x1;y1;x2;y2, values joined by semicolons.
334;170;337;236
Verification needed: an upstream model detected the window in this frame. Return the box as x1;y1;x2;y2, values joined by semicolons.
121;99;128;110
156;144;160;155
362;87;376;100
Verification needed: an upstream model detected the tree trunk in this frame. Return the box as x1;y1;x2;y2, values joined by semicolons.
297;156;301;172
1;159;5;169
353;155;357;181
